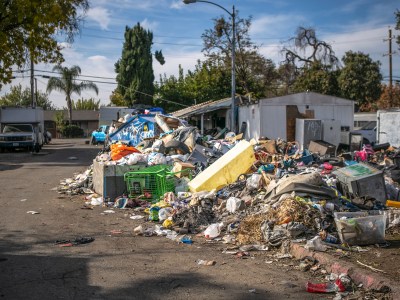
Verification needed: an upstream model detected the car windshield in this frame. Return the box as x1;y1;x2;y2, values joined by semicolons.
361;121;377;130
3;124;33;133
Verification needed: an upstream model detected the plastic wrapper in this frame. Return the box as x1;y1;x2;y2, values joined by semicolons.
246;173;262;190
147;152;167;166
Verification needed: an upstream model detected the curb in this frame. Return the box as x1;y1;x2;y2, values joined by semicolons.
289;243;399;296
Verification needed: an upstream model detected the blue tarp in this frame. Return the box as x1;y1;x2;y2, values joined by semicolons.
109;114;159;146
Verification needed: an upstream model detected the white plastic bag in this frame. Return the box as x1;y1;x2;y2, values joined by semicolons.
158;207;173;221
204;223;221;239
226;197;244;213
246;174;262;190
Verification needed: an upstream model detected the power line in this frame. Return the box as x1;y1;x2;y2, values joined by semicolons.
81;33;203;47
13;74;189;107
35;69;116;80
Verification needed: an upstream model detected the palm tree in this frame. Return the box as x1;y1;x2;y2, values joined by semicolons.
46;65;99;124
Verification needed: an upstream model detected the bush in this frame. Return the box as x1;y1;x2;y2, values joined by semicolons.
61;125;84;138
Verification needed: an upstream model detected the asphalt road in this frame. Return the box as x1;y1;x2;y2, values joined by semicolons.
0;139;322;300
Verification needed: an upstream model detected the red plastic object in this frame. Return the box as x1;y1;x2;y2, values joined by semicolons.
306;278;345;293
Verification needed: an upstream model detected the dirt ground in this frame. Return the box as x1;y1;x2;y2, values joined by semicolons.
0;139;396;299
0;139;325;300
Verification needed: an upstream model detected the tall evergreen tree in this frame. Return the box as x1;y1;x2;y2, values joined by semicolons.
115;23;163;106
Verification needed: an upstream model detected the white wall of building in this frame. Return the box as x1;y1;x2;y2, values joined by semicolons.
238;92;354;141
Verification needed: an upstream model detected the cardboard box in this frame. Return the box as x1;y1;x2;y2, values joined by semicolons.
172;161;195;178
308;140;336;156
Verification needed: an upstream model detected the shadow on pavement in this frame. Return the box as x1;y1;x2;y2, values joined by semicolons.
0;234;100;299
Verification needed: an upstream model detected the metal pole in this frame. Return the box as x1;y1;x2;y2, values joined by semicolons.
231;5;236;132
30;55;34;107
183;0;236;131
34;77;38;108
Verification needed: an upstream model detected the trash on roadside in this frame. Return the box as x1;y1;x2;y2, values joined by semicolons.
196;259;216;266
55;236;95;247
306;278;346;293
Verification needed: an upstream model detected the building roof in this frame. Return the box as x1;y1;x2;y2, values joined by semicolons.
257;92;355;104
44;110;99;121
172;97;232;118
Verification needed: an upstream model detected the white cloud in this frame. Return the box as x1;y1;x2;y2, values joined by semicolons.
250;14;307;37
140;18;158;31
57;42;71;49
153;49;201;81
87;6;111;30
170;1;184;10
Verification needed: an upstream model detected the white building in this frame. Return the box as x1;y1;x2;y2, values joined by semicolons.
238;92;354;146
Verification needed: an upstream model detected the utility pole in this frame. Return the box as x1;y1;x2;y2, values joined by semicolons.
384;27;395;104
30;54;35;107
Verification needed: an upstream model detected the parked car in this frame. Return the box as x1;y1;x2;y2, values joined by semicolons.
351;121;377;145
90;125;109;145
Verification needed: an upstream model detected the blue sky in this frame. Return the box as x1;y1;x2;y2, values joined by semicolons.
3;0;400;108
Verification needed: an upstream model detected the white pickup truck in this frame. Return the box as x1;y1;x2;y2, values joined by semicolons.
0;123;43;152
0;107;45;152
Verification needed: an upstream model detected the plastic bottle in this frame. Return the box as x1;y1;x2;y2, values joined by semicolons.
204;223;221;239
306;278;345;293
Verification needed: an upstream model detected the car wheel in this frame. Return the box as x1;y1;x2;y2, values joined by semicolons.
164;140;190;155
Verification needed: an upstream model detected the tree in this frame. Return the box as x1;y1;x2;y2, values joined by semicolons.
155;61;231;112
338;51;382;110
54;110;65;137
201;13;278;98
46;65;98;124
109;90;126;106
377;83;400;109
0;0;89;88
115;23;164;106
282;27;340;70
0;84;54;109
72;97;100;110
292;62;340;96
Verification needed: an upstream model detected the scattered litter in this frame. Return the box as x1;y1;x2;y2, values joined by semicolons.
103;210;115;214
196;259;216;266
20;199;27;202
26;211;40;214
55;236;95;247
54;116;400;282
110;230;123;235
356;260;387;273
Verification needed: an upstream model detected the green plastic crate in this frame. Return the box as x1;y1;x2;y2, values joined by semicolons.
124;165;175;201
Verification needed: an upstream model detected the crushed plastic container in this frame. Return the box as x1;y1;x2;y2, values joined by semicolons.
334;211;386;245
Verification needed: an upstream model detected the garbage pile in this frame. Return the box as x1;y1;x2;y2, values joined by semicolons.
58;131;400;251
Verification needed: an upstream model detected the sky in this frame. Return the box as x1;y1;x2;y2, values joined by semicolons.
2;0;400;108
